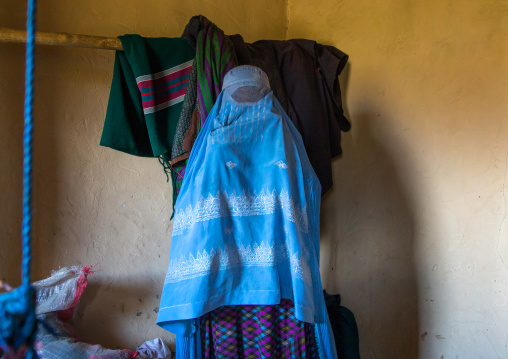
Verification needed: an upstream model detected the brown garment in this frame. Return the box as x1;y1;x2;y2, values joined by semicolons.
171;110;199;165
229;36;350;195
170;109;199;165
183;109;200;152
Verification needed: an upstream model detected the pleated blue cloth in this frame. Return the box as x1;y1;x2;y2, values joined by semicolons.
157;65;337;359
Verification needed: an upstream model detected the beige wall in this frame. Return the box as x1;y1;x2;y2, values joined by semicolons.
287;0;508;357
0;0;286;350
1;0;507;357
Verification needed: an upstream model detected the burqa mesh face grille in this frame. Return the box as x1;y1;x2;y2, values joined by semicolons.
231;86;267;103
221;65;271;106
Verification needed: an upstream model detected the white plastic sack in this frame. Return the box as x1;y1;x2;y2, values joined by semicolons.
33;266;90;316
33;266;137;359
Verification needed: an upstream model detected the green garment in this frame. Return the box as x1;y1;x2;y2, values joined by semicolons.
100;34;195;158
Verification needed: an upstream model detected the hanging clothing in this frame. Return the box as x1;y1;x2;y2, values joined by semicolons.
177;16;350;196
194;17;238;126
162;59;199;199
169;59;198;164
101;34;195;158
324;292;361;359
200;299;318;358
156;65;337;359
100;34;195;206
229;36;350;195
167;15;239;198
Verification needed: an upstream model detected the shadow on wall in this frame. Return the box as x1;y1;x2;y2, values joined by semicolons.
0;2;32;285
320;64;419;358
0;2;62;285
30;45;63;279
73;277;167;349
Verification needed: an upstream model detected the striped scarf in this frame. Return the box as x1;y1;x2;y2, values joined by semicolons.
196;16;238;127
170;16;238;209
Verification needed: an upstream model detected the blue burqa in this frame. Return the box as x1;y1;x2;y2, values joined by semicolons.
157;65;337;359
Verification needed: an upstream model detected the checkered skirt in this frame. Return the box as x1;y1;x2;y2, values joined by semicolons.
200;299;318;358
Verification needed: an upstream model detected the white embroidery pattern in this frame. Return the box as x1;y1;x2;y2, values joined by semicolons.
164;241;312;284
172;189;308;236
275;160;288;169
225;161;237;168
289;253;313;284
211;96;270;145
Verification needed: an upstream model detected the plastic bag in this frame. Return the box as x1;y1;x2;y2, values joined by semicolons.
136;338;171;359
32;266;137;359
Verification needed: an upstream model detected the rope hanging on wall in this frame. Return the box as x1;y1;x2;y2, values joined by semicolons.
0;0;39;357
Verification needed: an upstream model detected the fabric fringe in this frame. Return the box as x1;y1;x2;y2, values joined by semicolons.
158;153;177;219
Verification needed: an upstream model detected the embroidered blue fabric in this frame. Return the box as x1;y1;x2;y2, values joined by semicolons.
157;65;337;359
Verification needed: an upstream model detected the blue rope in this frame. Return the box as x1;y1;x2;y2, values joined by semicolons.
0;0;39;357
23;0;36;290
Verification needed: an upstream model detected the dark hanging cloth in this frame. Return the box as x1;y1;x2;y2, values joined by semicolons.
100;35;195;158
167;15;238;198
178;16;350;196
169;59;198;165
324;291;361;359
100;35;195;208
229;36;351;195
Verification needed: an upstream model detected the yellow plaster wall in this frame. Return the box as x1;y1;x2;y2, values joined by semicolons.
287;0;508;357
2;0;508;356
0;0;286;350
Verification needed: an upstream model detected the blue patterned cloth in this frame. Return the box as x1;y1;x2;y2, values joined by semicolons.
157;66;337;359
